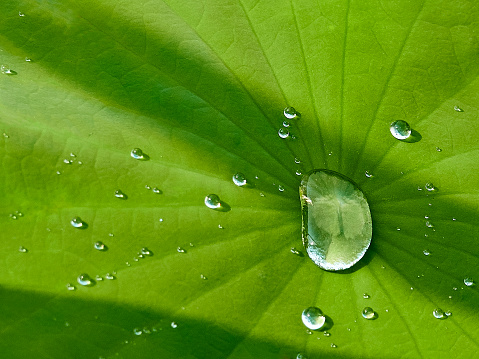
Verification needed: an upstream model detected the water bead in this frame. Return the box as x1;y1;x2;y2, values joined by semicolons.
284;107;301;120
433;308;447;319
363;293;370;299
362;307;377;320
177;247;186;253
278;128;290;139
464;277;475;287
365;171;373;178
454;105;463;112
205;194;221;209
77;273;94;287
390;120;411;140
141;247;153;256
130;148;146;160
425;183;437;192
301;307;326;330
232;173;247;187
94;241;107;251
70;217;87;229
105;273;116;280
171;322;178;329
114;190;127;199
18;246;28;253
423;249;431;256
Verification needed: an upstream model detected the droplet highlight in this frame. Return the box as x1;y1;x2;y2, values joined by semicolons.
433;308;447;319
464;277;475;287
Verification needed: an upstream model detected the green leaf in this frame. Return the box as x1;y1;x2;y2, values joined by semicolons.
1;0;478;358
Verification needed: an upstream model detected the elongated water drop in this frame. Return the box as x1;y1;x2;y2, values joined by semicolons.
130;148;148;160
232;173;247;187
425;183;437;192
433;308;447;319
19;246;28;253
301;307;326;330
390;120;411;140
300;170;372;271
77;273;94;286
284;107;301;120
94;241;107;251
71;217;87;229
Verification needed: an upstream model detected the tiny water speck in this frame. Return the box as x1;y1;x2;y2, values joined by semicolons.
290;247;301;256
94;241;107;251
171;322;178;329
177;247;186;253
425;183;437;192
363;293;370;299
365;171;373;178
296;353;307;359
295;157;301;164
114;190;127;199
70;217;87;229
433;308;447;319
284;107;301;120
390;120;411;140
331;343;337;348
436;147;442;152
77;273;94;287
19;11;25;16
95;275;103;281
232;172;247;187
296;170;302;176
323;331;331;337
464;277;475;287
152;187;162;194
362;307;377;320
18;246;28;253
105;273;116;280
301;307;326;330
66;283;76;291
63;159;73;164
454;105;463;112
278;128;290;139
205;194;222;209
423;249;431;256
25;57;31;62
200;274;207;280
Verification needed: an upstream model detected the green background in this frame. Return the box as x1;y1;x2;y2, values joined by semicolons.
1;0;478;358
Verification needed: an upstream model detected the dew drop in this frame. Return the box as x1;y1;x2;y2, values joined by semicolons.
105;273;116;280
232;172;247;187
63;159;73;164
145;185;151;190
433;308;447;319
114;190;127;199
454;105;463;112
18;246;28;253
390;120;411;140
95;275;103;281
436;147;442;152
3;132;9;138
66;283;76;291
294;157;301;164
365;171;374;178
151;187;162;194
290;247;302;256
171;322;178;329
331;343;337;348
296;353;307;359
464;277;475;287
141;247;153;256
94;241;107;251
278;128;290;139
177;247;186;253
19;11;25;16
77;273;94;287
301;307;326;330
300;170;372;271
282;120;290;128
70;217;87;229
200;274;207;280
204;194;222;209
296;170;302;176
130;148;147;160
284;107;301;120
9;213;17;220
133;328;142;335
363;293;370;299
425;183;437;192
278;185;285;192
362;307;377;320
423;249;431;256
323;331;331;337
25;57;31;62
0;65;17;75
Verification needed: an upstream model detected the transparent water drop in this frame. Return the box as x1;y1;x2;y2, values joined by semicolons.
282;120;290;128
278;185;285;192
300;170;372;271
150;187;161;194
295;157;301;164
145;185;151;190
301;307;326;330
323;331;331;337
0;65;17;75
142;327;151;334
296;353;307;359
18;246;28;253
445;311;452;317
141;247;153;256
436;147;442;152
177;247;186;253
171;322;178;329
296;170;302;176
433;308;447;319
70;217;87;229
423;249;431;256
94;241;107;251
133;328;142;335
114;190;127;199
108;232;114;237
63;159;73;164
306;329;313;335
130;148;147;160
464;277;475;287
331;343;337;348
204;194;222;209
9;213;17;220
77;273;94;287
25;57;31;62
259;192;265;197
365;171;374;178
390;120;411;140
3;132;9;138
200;274;207;280
19;11;25;16
283;107;301;120
95;275;103;281
232;173;247;187
425;183;437;192
105;273;116;280
278;128;290;139
66;283;76;291
362;307;377;320
454;105;463;112
363;293;370;299
290;247;302;256
56;171;61;175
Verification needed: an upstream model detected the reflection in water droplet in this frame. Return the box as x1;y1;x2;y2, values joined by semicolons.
71;217;87;229
94;241;107;251
278;185;285;192
296;353;307;359
454;105;463;112
77;273;94;286
233;173;247;187
390;120;411;140
278;128;290;139
433;308;447;319
133;328;142;335
114;190;127;199
0;65;17;75
331;343;337;348
19;246;28;253
205;194;222;209
284;107;301;120
300;170;372;271
464;277;475;287
301;307;326;330
362;307;377;320
425;183;437;192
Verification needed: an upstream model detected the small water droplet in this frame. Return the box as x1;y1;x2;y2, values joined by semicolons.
114;190;127;199
95;275;103;281
56;170;61;175
294;157;301;164
3;133;9;138
423;249;431;256
282;120;291;128
189;242;194;247
306;329;313;335
323;331;331;337
18;246;28;253
177;247;186;253
108;232;114;237
433;308;447;319
296;353;307;359
365;171;374;178
278;128;290;139
25;57;31;62
141;247;153;256
436;147;442;152
232;172;247;187
200;274;207;280
126;261;131;266
9;213;17;220
362;307;377;320
445;311;452;317
425;183;437;192
295;169;302;176
0;65;17;75
151;187;162;194
133;328;142;335
171;322;178;329
145;185;151;190
278;185;285;192
63;159;73;164
19;11;25;16
330;343;337;348
454;105;463;112
464;277;475;287
290;247;302;256
301;307;326;330
204;194;222;209
105;273;116;280
130;148;148;160
425;220;434;228
283;107;301;120
94;241;107;251
70;217;87;229
390;120;411;140
363;293;370;299
77;273;94;287
66;283;76;291
259;192;265;197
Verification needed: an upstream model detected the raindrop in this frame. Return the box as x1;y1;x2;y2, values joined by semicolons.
66;283;76;291
362;307;377;320
436;147;442;152
114;190;127;199
9;213;17;220
70;217;87;229
63;159;73;164
464;277;475;287
445;311;452;317
200;274;207;280
0;65;17;75
56;171;61;175
423;249;431;256
108;232;114;237
290;247;302;256
171;322;178;329
295;170;302;176
232;173;247;187
19;11;25;16
323;331;331;337
365;171;374;178
278;128;290;139
25;57;31;62
300;170;372;271
278;185;285;192
95;275;103;281
283;107;301;120
18;246;28;253
145;185;151;190
94;241;107;251
130;148;148;160
177;247;186;253
152;187;162;194
363;293;370;299
282;120;290;128
77;273;94;287
141;247;153;256
295;157;301;164
390;120;411;140
433;308;447;319
454;105;463;112
330;343;337;348
205;194;222;209
133;328;142;335
301;307;326;330
425;183;437;192
105;273;116;280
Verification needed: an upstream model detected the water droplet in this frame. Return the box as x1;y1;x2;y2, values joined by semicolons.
66;283;76;291
145;185;151;190
362;307;377;320
18;246;28;253
95;275;103;281
114;190;127;199
3;132;9;138
464;277;475;287
278;185;285;192
301;307;326;330
306;329;313;335
390;120;411;140
300;170;372;271
278;128;290;139
130;148;148;160
282;120;290;127
25;57;31;62
0;65;17;75
105;273;116;280
283;107;301;120
363;293;370;299
108;232;114;237
232;172;247;187
56;171;61;175
425;183;437;192
433;308;447;319
77;273;94;287
436;147;442;152
171;322;178;329
63;159;73;164
204;194;222;209
133;328;142;335
9;213;17;220
200;274;207;280
94;241;107;251
323;331;331;337
295;170;302;176
423;249;431;256
177;247;186;253
259;192;265;197
330;343;337;348
152;187;162;194
19;11;25;16
125;261;131;266
70;217;87;229
290;247;302;256
445;311;452;317
454;105;463;112
295;157;301;164
365;171;374;178
296;353;307;359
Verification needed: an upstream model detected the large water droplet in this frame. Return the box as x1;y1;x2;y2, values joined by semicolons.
301;307;326;330
204;194;229;211
284;107;301;120
71;217;87;229
464;277;475;287
77;273;95;287
278;128;290;139
362;307;377;320
390;120;411;140
232;173;247;187
300;170;372;271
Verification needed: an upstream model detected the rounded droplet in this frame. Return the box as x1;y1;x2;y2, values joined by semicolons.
171;322;178;329
278;128;290;139
18;246;28;253
200;274;207;280
278;185;285;192
133;328;142;335
433;308;447;319
114;190;127;199
362;307;377;320
464;277;475;287
390;120;411;140
425;183;437;192
284;107;301;120
63;159;73;164
436;147;442;152
301;307;326;330
330;343;337;348
290;247;302;256
282;120;290;128
25;57;32;62
77;273;94;287
94;241;107;251
105;273;116;280
363;293;370;299
232;172;247;187
323;331;331;337
205;194;221;209
425;221;434;228
130;148;146;160
423;249;431;256
365;171;374;178
0;65;17;75
70;217;87;229
296;353;307;359
66;283;76;291
177;247;186;253
300;170;372;271
152;187;162;194
454;105;463;112
19;11;25;16
95;275;103;281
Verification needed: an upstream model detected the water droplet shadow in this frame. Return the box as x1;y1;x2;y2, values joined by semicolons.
319;315;334;331
401;129;422;143
214;202;231;212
